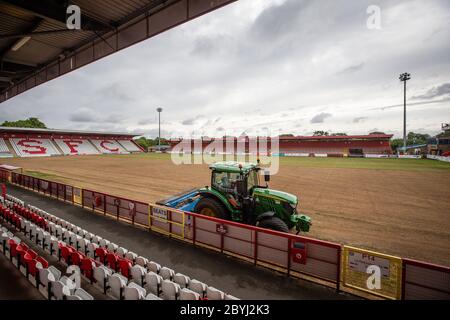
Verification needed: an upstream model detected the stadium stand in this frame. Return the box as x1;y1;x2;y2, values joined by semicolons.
0;194;237;300
117;140;142;153
89;139;129;154
0;127;142;158
0;138;12;158
54;139;100;155
10;138;60;157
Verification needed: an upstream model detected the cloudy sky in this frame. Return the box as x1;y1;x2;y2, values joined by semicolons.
1;0;450;138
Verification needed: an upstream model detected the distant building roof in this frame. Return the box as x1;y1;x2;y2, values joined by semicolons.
0;126;141;137
169;133;393;142
397;144;427;151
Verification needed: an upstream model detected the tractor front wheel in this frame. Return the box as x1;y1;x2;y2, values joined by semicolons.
194;197;230;220
257;216;289;233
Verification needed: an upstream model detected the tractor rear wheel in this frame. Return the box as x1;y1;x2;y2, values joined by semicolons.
257;216;289;233
194;197;230;220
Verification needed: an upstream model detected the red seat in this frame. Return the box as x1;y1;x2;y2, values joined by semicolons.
36;256;49;269
106;253;119;271
8;239;18;258
118;258;132;278
27;249;38;260
60;245;74;264
81;258;95;281
95;247;107;264
71;251;84;266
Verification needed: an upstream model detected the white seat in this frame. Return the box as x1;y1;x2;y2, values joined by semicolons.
24;220;31;234
145;293;163;300
161;279;180;300
85;232;94;241
20;219;26;231
60;220;68;228
50;239;60;256
51;281;71;300
77;238;89;254
69;232;78;246
147;261;161;274
92;235;102;245
107;242;118;252
43;232;52;251
93;266;112;293
108;273;127;299
206;286;225;300
87;242;99;258
38;268;56;290
74;288;94;300
135;256;148;268
30;224;37;240
63;230;71;242
180;288;200;300
174;273;190;288
125;251;137;262
55;225;63;238
144;272;162;296
130;265;146;286
188;279;207;298
78;229;87;238
73;226;82;234
66;295;82;300
116;247;128;257
124;282;146;300
48;265;62;281
225;294;240;300
160;267;175;280
99;238;110;248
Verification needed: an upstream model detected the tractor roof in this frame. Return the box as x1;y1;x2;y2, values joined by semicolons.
209;161;258;173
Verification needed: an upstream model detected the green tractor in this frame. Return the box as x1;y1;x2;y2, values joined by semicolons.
158;161;312;233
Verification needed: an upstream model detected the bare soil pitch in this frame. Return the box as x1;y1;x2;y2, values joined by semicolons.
3;154;450;265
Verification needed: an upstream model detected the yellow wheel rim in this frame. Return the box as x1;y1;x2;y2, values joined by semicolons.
200;207;217;217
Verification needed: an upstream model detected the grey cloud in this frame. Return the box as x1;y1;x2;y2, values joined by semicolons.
216;127;225;131
412;83;450;100
310;112;332;123
337;63;365;75
69;109;96;123
251;0;311;41
353;116;367;123
182;118;196;125
138;118;156;125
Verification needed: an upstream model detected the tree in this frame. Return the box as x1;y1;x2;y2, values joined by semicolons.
313;130;329;136
279;134;295;137
133;137;168;150
330;132;347;136
1;117;47;129
390;132;430;151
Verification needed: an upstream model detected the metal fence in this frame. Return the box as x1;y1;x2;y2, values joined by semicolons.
3;169;449;299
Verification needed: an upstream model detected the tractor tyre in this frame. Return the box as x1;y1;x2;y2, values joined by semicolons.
257;216;289;233
194;197;230;220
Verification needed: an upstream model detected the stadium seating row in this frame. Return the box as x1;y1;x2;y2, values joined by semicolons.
2;137;142;157
0;197;94;300
0;138;13;158
3;194;238;300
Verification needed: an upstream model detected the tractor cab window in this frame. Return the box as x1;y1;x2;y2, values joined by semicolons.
212;171;240;192
247;170;259;192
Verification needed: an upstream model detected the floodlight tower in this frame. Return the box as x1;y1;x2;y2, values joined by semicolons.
399;72;411;153
156;107;163;146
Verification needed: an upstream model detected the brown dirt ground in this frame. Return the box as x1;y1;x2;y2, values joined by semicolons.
2;155;450;266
